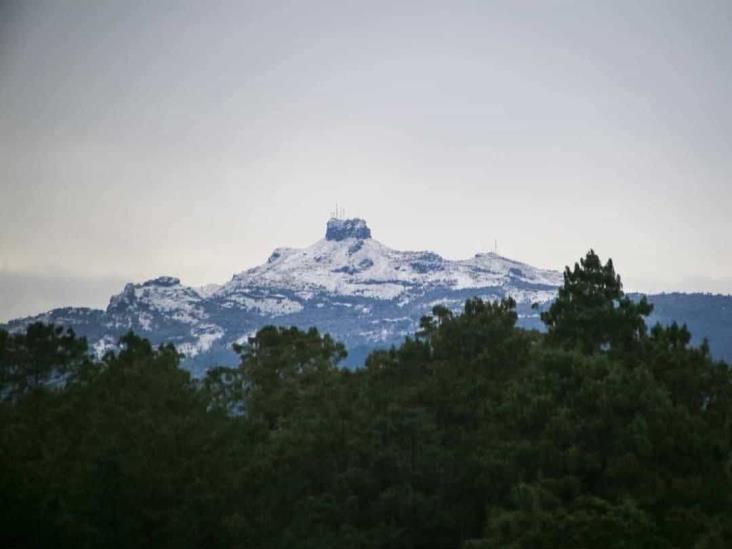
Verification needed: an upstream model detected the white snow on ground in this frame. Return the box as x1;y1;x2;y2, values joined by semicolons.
234;330;258;345
138;312;154;331
196;283;222;298
106;277;209;325
220;295;304;315
217;225;562;305
505;288;559;304
134;285;204;322
177;325;225;357
92;336;117;358
99;219;561;318
3;217;567;376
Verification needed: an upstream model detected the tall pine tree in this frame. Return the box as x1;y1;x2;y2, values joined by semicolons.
541;250;652;354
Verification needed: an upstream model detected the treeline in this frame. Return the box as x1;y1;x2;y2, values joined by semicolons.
1;251;731;548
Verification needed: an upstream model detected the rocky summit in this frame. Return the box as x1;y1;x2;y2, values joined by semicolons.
325;217;372;241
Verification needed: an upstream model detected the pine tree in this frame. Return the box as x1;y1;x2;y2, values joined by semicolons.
0;323;89;401
541;250;652;354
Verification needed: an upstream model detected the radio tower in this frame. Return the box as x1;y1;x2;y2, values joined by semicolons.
330;204;346;219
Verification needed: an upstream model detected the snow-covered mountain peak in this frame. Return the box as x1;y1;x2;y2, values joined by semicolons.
216;218;563;304
325;217;372;241
4;216;729;374
5;218;564;369
106;276;205;321
460;252;564;287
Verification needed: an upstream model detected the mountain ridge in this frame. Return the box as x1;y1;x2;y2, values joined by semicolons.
4;218;731;372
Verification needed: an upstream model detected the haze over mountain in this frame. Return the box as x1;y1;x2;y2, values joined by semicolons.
4;218;732;373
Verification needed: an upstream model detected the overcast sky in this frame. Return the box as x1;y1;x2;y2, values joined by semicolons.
1;0;731;321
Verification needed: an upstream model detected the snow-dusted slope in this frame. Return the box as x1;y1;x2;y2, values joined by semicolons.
6;217;732;372
4;218;564;374
104;276;225;358
217;218;562;304
107;276;208;327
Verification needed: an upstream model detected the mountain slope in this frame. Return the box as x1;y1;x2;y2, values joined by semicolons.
4;218;731;372
217;218;561;303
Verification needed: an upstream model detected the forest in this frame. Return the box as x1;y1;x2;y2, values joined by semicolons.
2;250;731;549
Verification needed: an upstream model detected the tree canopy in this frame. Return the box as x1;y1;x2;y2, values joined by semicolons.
541;250;653;355
1;251;730;548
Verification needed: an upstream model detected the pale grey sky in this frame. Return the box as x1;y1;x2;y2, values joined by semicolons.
1;0;731;321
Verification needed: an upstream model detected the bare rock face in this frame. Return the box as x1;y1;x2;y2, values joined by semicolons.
325;218;372;241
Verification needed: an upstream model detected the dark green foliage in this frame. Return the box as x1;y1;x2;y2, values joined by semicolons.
541;250;653;354
1;252;731;548
639;292;732;363
0;322;89;400
0;329;234;548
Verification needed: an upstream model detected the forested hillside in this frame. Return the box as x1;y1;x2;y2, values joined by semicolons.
2;251;731;548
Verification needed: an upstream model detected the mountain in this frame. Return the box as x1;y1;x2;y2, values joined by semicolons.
4;218;731;373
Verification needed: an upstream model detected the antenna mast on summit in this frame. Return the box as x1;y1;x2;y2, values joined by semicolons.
331;204;346;219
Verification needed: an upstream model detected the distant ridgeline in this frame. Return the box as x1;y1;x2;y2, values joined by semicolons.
4;218;732;373
4;252;731;548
